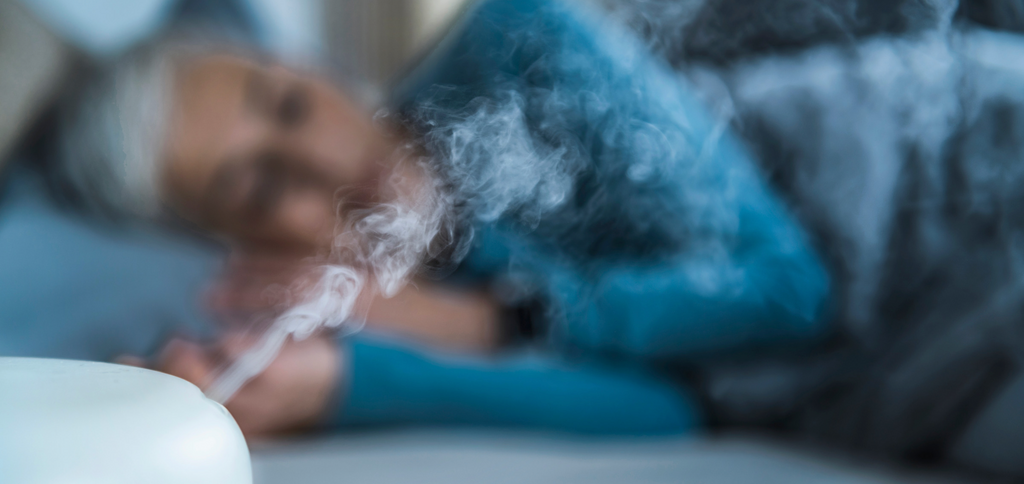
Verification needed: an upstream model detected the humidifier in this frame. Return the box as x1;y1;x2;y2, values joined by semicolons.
0;357;252;484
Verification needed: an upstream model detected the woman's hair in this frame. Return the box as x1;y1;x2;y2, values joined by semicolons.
54;41;180;219
52;34;374;221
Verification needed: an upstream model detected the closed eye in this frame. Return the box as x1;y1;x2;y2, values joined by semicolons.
277;85;310;129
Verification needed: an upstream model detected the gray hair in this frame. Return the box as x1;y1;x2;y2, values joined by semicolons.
56;43;178;218
54;39;373;220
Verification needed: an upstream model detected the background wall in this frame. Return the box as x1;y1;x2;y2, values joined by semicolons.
247;0;326;61
0;0;473;167
321;0;472;93
0;0;70;167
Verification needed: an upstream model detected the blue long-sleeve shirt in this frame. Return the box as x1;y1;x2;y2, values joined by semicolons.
338;334;699;435
332;0;831;434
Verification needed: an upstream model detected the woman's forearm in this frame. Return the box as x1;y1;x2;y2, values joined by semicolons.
330;334;701;435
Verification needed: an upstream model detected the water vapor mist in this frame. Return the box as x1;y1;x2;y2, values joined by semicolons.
206;155;456;402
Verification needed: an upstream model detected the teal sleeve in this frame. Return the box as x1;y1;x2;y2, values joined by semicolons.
440;0;832;361
548;165;833;361
395;0;832;362
330;334;701;435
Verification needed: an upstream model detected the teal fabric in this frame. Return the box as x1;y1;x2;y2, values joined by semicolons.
339;334;698;435
544;166;832;360
398;0;830;359
337;0;831;433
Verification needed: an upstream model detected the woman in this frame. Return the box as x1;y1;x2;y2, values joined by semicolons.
58;0;830;438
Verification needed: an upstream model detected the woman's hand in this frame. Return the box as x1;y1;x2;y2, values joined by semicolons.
205;251;331;327
142;333;341;439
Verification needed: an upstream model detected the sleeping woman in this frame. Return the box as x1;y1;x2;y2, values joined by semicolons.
54;0;830;438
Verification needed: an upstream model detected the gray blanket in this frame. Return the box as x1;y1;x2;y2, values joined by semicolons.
602;0;1024;473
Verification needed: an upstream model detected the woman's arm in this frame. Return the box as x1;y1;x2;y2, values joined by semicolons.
150;330;699;437
545;172;833;361
330;333;701;435
397;0;833;362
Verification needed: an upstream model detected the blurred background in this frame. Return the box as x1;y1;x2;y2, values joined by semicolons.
0;0;474;164
2;0;1023;482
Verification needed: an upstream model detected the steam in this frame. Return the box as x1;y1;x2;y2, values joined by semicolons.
205;155;455;402
415;90;579;225
405;30;750;275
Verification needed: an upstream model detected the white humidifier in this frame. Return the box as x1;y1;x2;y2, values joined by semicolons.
0;358;252;484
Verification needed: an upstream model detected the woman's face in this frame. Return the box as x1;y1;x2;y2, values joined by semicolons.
162;54;395;255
